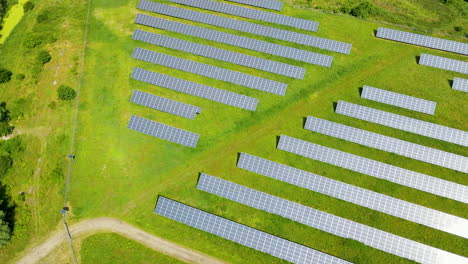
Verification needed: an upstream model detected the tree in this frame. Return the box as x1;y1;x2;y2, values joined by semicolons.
57;85;76;101
0;68;12;83
37;50;51;65
23;1;34;12
0;102;9;123
0;156;12;178
0;209;11;248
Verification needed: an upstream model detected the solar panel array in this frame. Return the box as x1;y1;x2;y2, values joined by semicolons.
133;47;287;95
361;85;437;115
155;196;350;264
452;77;468;92
277;135;468;204
135;14;333;67
137;0;352;54
163;0;318;31
197;174;468;264
304;116;468;173
376;27;468;56
237;153;468;238
128;115;199;147
225;0;283;11
131;67;258;111
419;53;468;74
133;28;305;79
336;101;468;147
131;90;201;119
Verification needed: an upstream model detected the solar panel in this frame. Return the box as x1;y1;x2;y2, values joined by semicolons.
419;53;468;74
155;196;350;264
133;29;305;79
197;174;468;264
452;77;468;92
127;115;199;147
131;90;201;119
135;14;333;67
277;135;468;204
137;0;352;54
304;116;468;173
335;101;468;147
163;0;318;31
132;48;287;95
361;85;437;115
131;67;258;111
376;27;468;56
225;0;284;11
237;153;468;238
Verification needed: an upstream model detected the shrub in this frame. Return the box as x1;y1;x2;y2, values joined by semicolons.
0;210;11;247
350;1;379;19
36;10;51;23
0;123;13;137
57;85;76;101
48;101;56;109
23;1;34;12
0;68;12;83
15;73;25;81
23;33;42;48
0;156;13;178
454;26;463;32
37;50;51;65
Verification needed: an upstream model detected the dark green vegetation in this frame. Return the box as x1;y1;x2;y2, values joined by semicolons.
57;85;76;101
36;50;51;65
0;102;13;137
293;0;467;39
22;1;33;12
0;68;12;83
0;0;467;263
0;0;17;24
81;233;184;264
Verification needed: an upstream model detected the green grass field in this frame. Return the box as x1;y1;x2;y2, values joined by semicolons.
0;0;467;263
81;233;184;264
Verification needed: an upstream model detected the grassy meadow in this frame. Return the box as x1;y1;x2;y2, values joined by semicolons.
81;233;184;264
0;0;467;263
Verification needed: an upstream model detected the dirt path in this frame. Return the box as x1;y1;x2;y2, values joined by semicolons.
16;217;227;264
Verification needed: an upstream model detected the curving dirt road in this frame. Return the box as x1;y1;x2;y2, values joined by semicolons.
16;217;227;264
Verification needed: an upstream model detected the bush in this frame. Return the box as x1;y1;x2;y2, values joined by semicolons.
48;101;56;109
23;33;42;48
339;1;380;19
0;156;13;178
23;1;34;12
57;85;76;101
0;210;11;248
0;68;12;83
454;26;463;32
36;10;51;23
37;50;51;65
15;73;25;81
0;123;13;137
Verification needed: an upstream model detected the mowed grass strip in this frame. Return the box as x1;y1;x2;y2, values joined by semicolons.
69;0;467;263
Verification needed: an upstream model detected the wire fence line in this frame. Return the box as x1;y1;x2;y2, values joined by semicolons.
62;0;92;262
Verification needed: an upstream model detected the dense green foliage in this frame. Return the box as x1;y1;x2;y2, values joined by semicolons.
0;156;12;178
0;68;12;83
81;233;184;264
36;50;51;65
0;209;11;248
0;0;18;24
23;1;33;12
57;85;76;101
0;103;13;137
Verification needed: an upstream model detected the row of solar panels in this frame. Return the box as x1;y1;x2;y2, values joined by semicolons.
155;171;468;264
134;14;333;67
226;0;284;11
376;27;467;93
138;0;352;54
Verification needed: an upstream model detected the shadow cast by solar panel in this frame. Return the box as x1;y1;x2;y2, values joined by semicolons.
332;102;338;112
236;152;242;166
302;117;307;128
373;29;378;37
415;55;420;64
276;135;281;147
448;79;454;87
358;87;363;96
